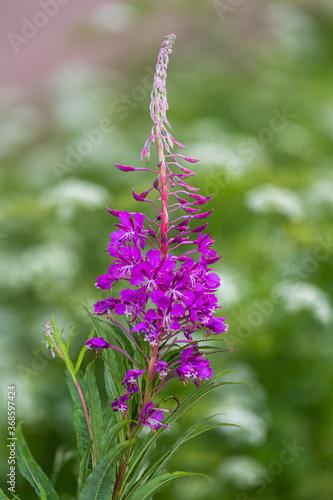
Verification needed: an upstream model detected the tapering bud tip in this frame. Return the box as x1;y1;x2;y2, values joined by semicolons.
132;188;145;202
107;208;121;217
115;163;136;172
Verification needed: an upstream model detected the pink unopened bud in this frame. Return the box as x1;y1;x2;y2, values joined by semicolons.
115;163;136;172
190;223;208;233
174;194;187;205
206;255;222;264
183;206;200;214
178;217;191;226
192;195;213;205
177;155;200;163
171;137;186;148
153;178;159;189
194;209;213;219
178;181;200;192
170;234;183;244
176;165;195;175
174;224;189;232
132;189;145;202
140;186;153;199
107;208;121;217
148;225;157;239
140;147;147;161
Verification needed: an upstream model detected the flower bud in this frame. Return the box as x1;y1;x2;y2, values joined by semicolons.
183;206;200;214
148;225;157;239
194;209;213;219
115;163;136;172
132;189;145;202
190;223;208;233
107;208;121;217
140;147;147;161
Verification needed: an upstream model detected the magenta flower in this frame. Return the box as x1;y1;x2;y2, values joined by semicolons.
86;337;110;353
156;361;168;377
122;369;145;394
111;394;130;414
141;402;170;431
177;345;213;387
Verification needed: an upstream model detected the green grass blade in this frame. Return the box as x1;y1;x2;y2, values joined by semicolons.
16;423;60;500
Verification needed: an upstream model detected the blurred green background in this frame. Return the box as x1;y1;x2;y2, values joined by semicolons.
1;0;333;499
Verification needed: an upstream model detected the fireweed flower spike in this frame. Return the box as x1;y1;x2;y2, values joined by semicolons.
94;31;229;423
18;35;244;500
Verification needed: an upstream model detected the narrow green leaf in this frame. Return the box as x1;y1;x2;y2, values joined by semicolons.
16;423;60;500
102;402;116;434
51;314;76;384
125;471;210;500
142;418;241;484
122;371;242;490
78;442;93;496
98;317;135;357
84;362;104;463
78;440;134;500
65;325;80;350
101;420;129;456
104;355;120;402
75;329;94;374
65;372;91;459
38;482;47;500
69;298;110;343
75;345;87;374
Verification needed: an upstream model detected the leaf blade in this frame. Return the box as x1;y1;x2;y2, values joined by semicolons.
125;471;210;500
78;440;134;500
84;362;104;463
16;423;60;500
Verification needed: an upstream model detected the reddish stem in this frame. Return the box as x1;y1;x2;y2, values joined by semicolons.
76;380;96;467
156;136;168;257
